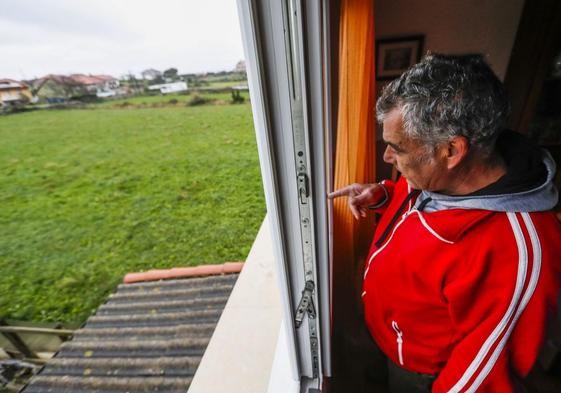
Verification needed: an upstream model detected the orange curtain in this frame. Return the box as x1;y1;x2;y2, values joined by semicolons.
331;0;377;385
333;0;376;270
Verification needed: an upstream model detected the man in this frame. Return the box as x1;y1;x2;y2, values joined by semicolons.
329;54;561;392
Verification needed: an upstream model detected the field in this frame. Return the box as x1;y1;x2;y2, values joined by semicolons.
0;96;265;325
94;91;238;108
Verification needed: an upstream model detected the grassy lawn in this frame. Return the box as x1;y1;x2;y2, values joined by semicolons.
95;90;247;109
200;81;248;89
0;101;265;325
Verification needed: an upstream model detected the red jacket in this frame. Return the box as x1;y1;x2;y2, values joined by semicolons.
362;177;561;392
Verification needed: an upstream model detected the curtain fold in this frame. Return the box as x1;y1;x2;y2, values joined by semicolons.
331;0;377;388
333;0;376;279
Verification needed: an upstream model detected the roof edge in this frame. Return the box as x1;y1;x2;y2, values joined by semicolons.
123;262;244;284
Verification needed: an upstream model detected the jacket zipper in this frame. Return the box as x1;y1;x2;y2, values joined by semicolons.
375;190;420;248
392;320;404;366
363;209;414;281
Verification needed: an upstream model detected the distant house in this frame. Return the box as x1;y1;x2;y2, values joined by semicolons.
32;75;88;102
232;84;249;91
68;74;119;98
96;90;117;98
234;60;246;73
93;75;119;90
32;74;120;101
69;74;119;97
0;79;32;108
141;69;163;81
147;81;188;94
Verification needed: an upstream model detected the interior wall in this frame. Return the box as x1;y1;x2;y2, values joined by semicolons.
375;0;525;80
374;0;525;181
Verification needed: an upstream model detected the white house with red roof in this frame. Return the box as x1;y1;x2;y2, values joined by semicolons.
69;74;120;97
0;79;32;108
32;74;120;101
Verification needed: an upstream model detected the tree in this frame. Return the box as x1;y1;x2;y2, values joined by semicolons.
163;68;178;80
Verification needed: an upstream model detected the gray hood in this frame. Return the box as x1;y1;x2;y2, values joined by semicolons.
415;149;558;213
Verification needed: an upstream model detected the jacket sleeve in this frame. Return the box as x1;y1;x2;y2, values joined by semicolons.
432;218;545;393
368;180;395;214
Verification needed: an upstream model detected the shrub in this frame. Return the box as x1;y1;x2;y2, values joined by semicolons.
188;95;212;106
231;90;245;104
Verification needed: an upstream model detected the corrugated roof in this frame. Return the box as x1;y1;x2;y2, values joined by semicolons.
21;270;240;393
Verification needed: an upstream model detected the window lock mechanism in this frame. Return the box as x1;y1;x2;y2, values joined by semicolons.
295;280;316;328
297;171;309;204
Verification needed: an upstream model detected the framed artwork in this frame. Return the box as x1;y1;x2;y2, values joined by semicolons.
376;35;425;80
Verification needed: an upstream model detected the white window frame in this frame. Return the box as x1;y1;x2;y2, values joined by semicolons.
237;0;334;390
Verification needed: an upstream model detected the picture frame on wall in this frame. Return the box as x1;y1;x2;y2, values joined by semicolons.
376;35;425;80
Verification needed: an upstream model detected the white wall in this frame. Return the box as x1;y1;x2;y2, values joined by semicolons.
375;0;525;80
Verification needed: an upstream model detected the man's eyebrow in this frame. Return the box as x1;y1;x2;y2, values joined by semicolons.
384;140;404;152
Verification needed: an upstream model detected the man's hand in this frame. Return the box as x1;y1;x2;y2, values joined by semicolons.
328;183;385;220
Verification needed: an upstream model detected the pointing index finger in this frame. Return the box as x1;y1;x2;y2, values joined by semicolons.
327;186;353;199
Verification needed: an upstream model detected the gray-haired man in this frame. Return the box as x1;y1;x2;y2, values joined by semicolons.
330;54;561;392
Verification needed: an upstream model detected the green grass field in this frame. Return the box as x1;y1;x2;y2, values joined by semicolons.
0;100;265;325
95;90;246;108
198;81;247;89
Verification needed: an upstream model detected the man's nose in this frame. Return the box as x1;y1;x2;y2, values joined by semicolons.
383;145;395;164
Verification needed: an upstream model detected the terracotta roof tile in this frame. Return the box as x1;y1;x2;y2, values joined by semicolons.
123;262;244;284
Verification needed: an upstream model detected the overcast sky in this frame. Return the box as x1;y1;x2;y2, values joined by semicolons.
0;0;245;80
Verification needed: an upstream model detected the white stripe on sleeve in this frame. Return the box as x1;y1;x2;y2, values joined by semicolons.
447;212;529;393
464;213;541;392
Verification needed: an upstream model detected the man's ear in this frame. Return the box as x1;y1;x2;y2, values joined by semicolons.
444;136;469;169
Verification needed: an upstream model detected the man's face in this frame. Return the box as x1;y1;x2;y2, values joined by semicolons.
382;109;447;191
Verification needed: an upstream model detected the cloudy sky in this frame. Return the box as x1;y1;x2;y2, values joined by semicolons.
0;0;245;80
